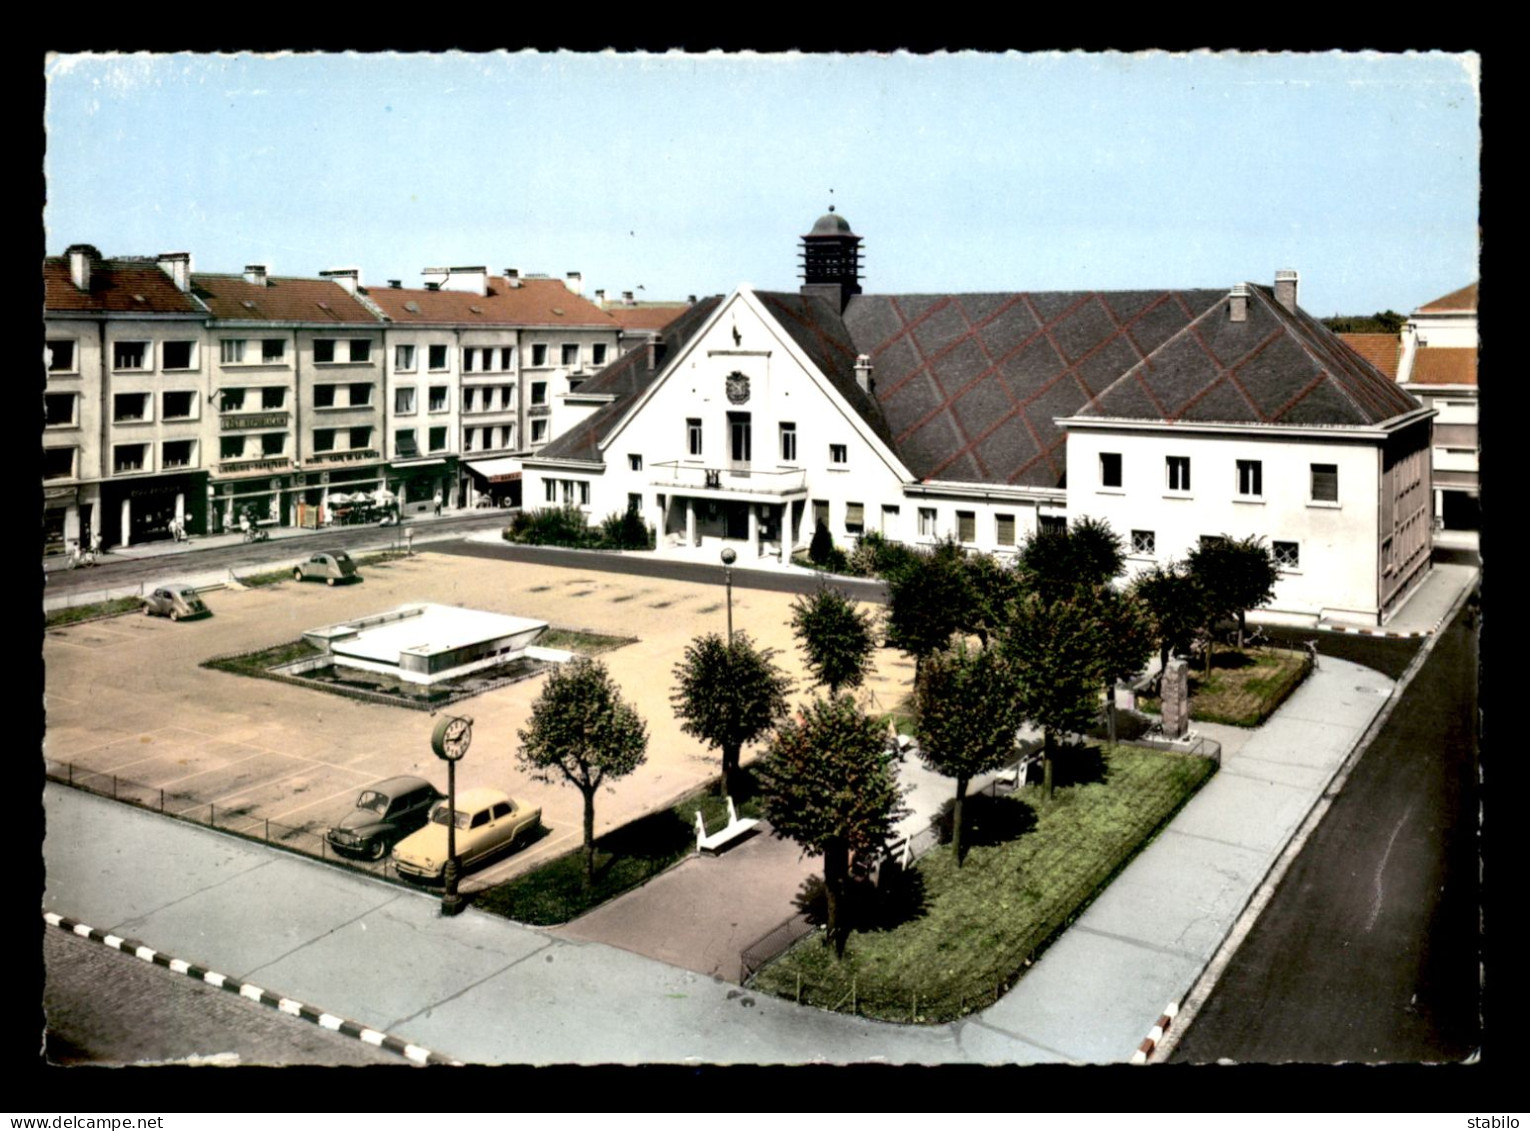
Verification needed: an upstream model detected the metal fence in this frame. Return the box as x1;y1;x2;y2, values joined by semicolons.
44;758;400;883
739;912;818;983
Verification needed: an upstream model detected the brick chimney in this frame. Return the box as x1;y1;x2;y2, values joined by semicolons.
65;244;99;292
1275;269;1299;313
564;271;583;297
157;252;192;292
1228;283;1249;323
244;264;269;287
320;267;361;296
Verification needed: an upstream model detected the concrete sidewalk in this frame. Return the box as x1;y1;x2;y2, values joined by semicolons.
42;624;1447;1064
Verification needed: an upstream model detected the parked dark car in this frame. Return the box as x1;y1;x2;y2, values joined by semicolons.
324;776;443;861
292;550;359;586
142;583;210;621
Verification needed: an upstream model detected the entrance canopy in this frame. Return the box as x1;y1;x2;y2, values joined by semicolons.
466;457;523;483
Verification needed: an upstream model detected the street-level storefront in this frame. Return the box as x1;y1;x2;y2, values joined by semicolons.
208;462;389;533
99;472;208;548
464;457;522;509
42;484;99;556
388;456;459;516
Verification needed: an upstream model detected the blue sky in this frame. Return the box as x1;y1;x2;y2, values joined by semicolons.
44;51;1479;315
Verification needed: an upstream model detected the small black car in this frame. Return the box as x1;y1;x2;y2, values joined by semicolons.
324;776;443;861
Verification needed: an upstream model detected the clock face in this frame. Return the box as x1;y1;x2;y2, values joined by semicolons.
431;715;472;761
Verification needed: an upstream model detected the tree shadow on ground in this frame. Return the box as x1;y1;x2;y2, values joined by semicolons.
1210;648;1258;672
1049;741;1109;788
1085;709;1155;743
790;867;930;934
932;793;1037;849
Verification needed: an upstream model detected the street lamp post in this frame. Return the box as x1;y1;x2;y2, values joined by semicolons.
720;547;736;641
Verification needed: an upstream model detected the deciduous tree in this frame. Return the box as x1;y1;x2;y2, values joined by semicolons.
517;658;648;884
1017;515;1125;602
884;538;974;678
671;631;792;796
914;640;1025;865
757;695;904;955
1132;561;1205;674
1190;534;1281;651
791;583;878;698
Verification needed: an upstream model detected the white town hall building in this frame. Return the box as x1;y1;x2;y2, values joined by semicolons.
523;212;1433;627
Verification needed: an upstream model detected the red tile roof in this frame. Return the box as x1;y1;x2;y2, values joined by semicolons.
44;257;206;315
192;274;381;324
1409;347;1478;386
1417;282;1477;314
605;304;692;333
363;277;618;328
1338;333;1401;379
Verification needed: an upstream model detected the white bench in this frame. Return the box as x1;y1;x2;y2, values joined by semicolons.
695;797;760;854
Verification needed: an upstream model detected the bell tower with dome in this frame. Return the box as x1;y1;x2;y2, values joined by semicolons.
798;206;863;313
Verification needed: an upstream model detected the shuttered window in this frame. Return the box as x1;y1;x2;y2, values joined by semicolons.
996;514;1016;546
1311;464;1338;502
957;511;976;543
845;502;865;533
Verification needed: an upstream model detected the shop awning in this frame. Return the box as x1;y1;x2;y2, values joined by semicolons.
466;457;523;483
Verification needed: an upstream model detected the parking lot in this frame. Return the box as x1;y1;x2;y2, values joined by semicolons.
43;550;917;895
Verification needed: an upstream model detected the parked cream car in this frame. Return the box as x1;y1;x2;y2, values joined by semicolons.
391;787;541;884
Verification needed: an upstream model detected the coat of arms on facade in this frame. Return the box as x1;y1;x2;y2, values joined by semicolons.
725;371;750;404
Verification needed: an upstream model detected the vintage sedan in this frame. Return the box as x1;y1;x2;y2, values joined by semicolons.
324;776;443;861
142;583;210;621
391;787;541;884
292;550;359;586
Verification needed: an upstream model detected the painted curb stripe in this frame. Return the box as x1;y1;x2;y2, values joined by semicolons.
41;911;459;1067
1133;1001;1178;1065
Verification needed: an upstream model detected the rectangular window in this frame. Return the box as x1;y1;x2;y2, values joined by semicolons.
349;383;372;407
881;504;900;536
531;344;548;367
1039;515;1067;536
395;429;418;456
918;507;937;537
578;481;591;506
47;340;76;372
350;339;372;363
531;419;548;443
780;423;797;462
349;427;372;450
429;426;448;452
313;429;336;453
1237;459;1263;497
262;338;285;363
1131;529;1156;555
501;384;515;410
501;347;514;370
629;454;643;472
462;349;477;374
162;341;197;370
395;387;416;414
845;502;865;535
162;391;195;420
628;492;642;513
1166;455;1191;492
545;479;558;503
43;447;76;479
830;443;848;465
261;387;285;410
429;344;448;371
463;388;476;413
314;385;337;409
395;345;416;372
1100;452;1122;488
1273;540;1300;568
996;513;1016;546
219;388;246;412
45;393;77;427
729;413;752;463
531;382;548;406
220;435;245;460
687;418;703;456
561;344;579;367
429;386;448;412
593;344;607;366
813;499;829;530
561;480;574;505
113;443;147;473
1311;463;1339;503
260;433;284;456
221;339;247;365
112;392;150;422
113;341;148;370
313;340;336;364
463;428;476;453
957;510;976;543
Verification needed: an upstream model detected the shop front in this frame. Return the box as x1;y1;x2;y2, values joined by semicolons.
388;456;459;516
100;473;208;548
209;462;390;533
464;457;522;509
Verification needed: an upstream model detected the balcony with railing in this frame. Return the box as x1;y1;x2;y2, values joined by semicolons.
650;462;808;499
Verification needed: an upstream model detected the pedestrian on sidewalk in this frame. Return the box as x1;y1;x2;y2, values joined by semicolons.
433;490;442;517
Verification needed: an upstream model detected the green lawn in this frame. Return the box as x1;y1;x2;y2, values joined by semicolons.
748;743;1214;1022
1141;646;1310;727
476;784;763;925
45;597;146;629
202;638;324;676
539;628;638;655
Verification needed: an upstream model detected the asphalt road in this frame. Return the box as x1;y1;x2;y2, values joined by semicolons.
40;922;402;1067
1169;594;1481;1063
